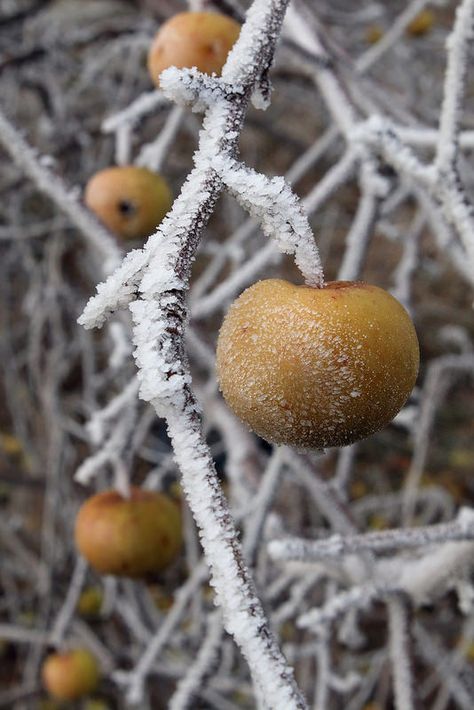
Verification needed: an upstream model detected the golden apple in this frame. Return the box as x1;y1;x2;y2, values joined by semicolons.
84;166;172;240
42;648;99;701
216;279;419;449
75;487;182;577
148;12;241;87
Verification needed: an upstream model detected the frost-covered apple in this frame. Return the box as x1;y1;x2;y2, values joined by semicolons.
42;648;99;701
147;12;241;87
75;488;182;577
84;166;172;240
216;279;419;449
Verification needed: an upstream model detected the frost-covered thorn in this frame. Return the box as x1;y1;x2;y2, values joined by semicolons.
159;67;245;112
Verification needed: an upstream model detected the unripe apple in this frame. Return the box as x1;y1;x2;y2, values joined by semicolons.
216;279;419;449
365;25;384;45
84;700;111;710
41;648;99;701
84;166;172;240
147;12;241;87
75;487;182;577
77;586;103;617
406;9;434;36
148;584;174;611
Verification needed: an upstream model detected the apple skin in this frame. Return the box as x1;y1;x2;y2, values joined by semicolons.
42;648;99;701
75;488;182;578
216;279;419;449
84;166;172;240
147;12;241;87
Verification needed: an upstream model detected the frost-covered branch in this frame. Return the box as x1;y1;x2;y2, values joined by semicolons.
102;90;169;133
81;1;315;706
216;157;323;286
387;594;416;710
169;611;223;710
415;624;474;710
243;447;285;564
137;106;185;172
356;0;432;73
276;508;474;621
48;557;88;649
114;563;208;704
297;584;387;633
338;161;387;281
0;108;120;275
435;0;474;174
403;353;474;522
268;509;474;562
285;1;359;137
352;115;474;281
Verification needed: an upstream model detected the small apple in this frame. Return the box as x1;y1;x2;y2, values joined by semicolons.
84;166;172;240
148;584;174;612
83;700;111;710
148;12;241;87
406;10;434;37
42;648;99;701
77;586;103;618
365;25;384;45
75;487;182;577
216;279;419;449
